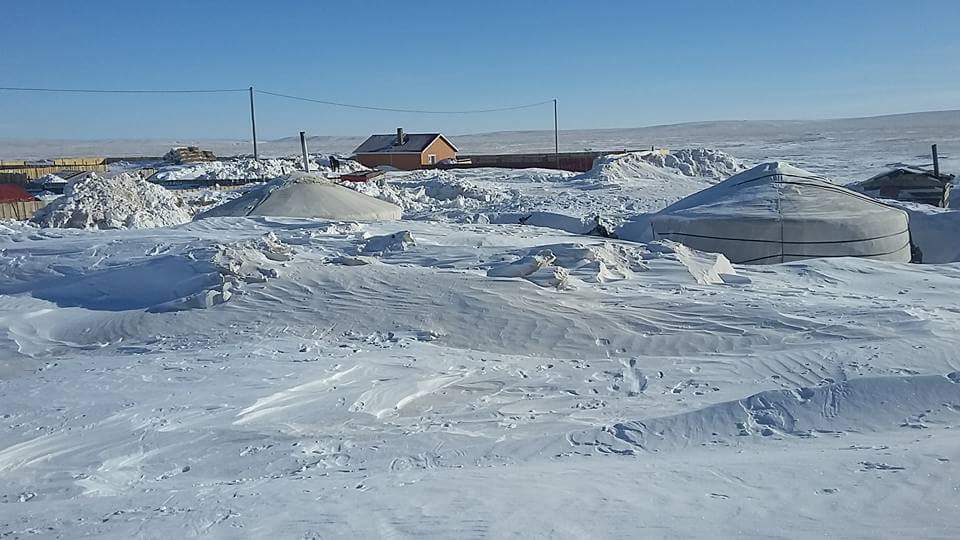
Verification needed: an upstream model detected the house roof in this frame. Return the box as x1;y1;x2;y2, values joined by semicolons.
0;183;37;203
353;133;458;154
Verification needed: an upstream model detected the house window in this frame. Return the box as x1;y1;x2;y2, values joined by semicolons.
427;154;437;165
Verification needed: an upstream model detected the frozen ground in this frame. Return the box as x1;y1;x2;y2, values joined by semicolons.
2;116;960;538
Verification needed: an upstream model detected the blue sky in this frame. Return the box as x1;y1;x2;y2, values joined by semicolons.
1;0;958;139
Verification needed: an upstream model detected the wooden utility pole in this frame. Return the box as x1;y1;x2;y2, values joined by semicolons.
299;131;310;171
249;86;258;160
553;98;560;170
932;144;940;177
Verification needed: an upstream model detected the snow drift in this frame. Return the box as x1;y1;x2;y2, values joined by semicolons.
196;172;402;221
31;172;191;229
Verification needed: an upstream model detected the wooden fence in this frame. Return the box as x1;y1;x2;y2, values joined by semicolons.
0;157;108;184
0;200;47;220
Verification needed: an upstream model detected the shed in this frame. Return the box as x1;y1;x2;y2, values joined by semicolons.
850;167;955;207
353;128;458;170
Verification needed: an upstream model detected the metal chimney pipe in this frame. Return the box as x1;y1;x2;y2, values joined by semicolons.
396;127;404;145
932;144;940;178
300;131;310;171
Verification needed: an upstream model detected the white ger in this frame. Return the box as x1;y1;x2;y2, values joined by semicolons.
649;162;912;264
197;172;402;221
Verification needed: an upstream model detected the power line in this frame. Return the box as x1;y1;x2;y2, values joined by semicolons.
256;89;553;114
0;86;247;94
0;85;553;113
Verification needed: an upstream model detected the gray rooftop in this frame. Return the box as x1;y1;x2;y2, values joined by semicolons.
353;133;456;154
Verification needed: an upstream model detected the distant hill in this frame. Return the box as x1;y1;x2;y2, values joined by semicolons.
2;110;958;162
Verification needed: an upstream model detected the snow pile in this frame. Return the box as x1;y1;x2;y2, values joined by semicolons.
154;233;294;312
346;172;517;218
487;242;650;288
362;231;415;254
152;156;366;182
36;173;67;185
483;240;745;289
580;148;744;186
30;172;191;229
641;148;746;179
644;241;746;285
179;186;254;215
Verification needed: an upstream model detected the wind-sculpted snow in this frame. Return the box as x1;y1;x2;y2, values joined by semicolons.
567;373;960;454
2;162;960;536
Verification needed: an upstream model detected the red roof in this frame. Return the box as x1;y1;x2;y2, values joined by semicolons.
0;184;37;203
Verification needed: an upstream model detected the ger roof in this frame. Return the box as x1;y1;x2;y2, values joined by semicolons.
353;133;458;154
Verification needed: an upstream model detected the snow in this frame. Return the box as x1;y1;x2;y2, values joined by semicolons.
879;199;960;263
196;172;402;221
150;156;365;183
3;117;960;537
30;172;191;229
35;173;66;185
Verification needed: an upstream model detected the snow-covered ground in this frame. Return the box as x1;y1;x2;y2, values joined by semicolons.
2;123;960;537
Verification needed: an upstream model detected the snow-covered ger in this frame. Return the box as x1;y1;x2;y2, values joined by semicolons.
648;162;912;264
196;171;402;221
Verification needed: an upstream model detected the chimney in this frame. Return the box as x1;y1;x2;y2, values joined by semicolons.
396;127;405;146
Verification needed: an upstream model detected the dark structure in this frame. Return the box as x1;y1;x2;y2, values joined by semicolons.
853;166;955;207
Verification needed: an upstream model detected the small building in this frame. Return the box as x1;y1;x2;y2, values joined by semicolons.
852;166;955;207
353;128;458;170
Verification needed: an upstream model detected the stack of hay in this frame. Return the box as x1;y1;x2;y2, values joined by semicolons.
164;146;217;164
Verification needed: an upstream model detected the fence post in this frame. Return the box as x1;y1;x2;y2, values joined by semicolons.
553;98;559;170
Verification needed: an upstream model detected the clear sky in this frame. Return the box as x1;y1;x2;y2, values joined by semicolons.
1;0;958;140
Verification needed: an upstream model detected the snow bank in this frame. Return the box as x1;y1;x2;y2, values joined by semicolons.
151;156;365;182
882;200;960;263
580;148;745;185
571;373;960;454
345;171;515;219
641;148;746;179
30;172;191;229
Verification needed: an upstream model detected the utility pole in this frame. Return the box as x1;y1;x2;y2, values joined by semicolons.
932;143;940;177
249;86;258;160
299;131;310;171
553;98;560;170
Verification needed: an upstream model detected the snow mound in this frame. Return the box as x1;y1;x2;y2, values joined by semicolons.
646;240;744;285
581;148;745;185
641;148;746;179
362;231;415;254
196;172;401;221
345;172;514;218
151;156;366;182
31;172;191;229
7;232;293;313
36;173;67;185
